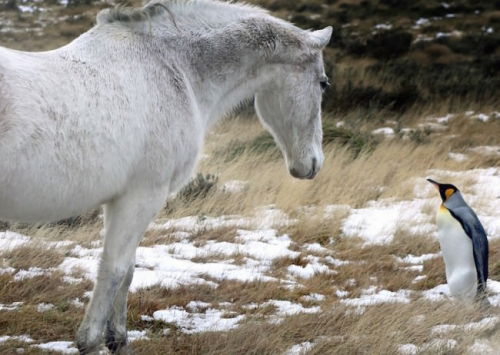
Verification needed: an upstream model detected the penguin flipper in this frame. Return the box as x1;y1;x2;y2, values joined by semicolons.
448;206;489;293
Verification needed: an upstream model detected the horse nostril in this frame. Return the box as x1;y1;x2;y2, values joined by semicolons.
312;157;317;173
289;168;300;178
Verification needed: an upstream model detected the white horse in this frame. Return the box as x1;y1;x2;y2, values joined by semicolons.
0;0;331;353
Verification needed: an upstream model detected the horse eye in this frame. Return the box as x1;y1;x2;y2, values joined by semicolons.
320;80;330;91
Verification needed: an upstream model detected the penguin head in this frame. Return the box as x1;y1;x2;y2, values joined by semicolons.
427;178;459;202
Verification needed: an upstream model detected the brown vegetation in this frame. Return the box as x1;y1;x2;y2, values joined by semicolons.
0;0;498;353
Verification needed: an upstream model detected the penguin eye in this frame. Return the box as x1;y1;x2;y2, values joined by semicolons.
445;188;455;200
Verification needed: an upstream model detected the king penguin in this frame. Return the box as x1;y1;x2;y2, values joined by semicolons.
427;178;489;302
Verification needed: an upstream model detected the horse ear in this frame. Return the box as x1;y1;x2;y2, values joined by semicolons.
308;26;333;49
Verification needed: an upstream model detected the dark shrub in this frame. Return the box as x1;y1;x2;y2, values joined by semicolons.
326;80;419;113
380;0;412;8
366;30;413;60
0;221;9;231
215;133;278;162
440;34;500;56
322;122;376;156
290;14;317;29
406;128;431;144
296;3;322;13
326;25;342;48
177;174;218;202
66;0;93;6
52;209;100;228
260;0;296;11
411;5;448;17
368;59;500;102
335;10;351;24
2;0;17;10
248;133;277;153
343;36;367;56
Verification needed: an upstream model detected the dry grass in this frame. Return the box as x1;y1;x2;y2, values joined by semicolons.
130;302;499;355
1;1;499;353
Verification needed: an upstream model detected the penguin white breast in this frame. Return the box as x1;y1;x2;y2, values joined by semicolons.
436;206;477;300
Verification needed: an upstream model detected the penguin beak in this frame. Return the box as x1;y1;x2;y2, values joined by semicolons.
427;178;441;190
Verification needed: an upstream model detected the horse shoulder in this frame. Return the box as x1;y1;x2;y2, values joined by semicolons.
0;51;14;139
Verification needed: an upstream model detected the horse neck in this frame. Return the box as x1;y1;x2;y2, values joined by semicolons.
175;22;278;128
189;55;267;128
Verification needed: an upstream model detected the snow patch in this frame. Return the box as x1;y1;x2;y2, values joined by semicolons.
60;228;302;292
0;335;33;344
127;330;149;342
264;300;320;319
396;253;440;264
0;231;30;251
341;289;412;307
342;199;434;245
469;339;498;354
153;307;244;334
32;341;78;354
403;265;423;273
372;127;394;136
70;299;84;308
431;317;499;335
0;302;23;311
0;267;16;275
412;275;427;283
221;180;248;193
448;152;468;162
374;23;392;30
468;146;500;157
335;289;349;298
300;293;325;302
303;243;329;254
287;262;332;279
14;267;53;281
37;303;55;312
285;341;315;355
422;284;450;302
398;343;419;355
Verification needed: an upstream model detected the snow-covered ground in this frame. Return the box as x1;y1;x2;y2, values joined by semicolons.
0;166;499;352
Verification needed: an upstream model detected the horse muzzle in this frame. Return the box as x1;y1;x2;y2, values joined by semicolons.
289;157;321;180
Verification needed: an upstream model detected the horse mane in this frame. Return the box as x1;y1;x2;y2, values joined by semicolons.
96;0;270;31
96;0;311;60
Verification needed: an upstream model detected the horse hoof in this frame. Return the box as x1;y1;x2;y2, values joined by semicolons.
76;327;103;355
76;344;104;355
105;330;128;354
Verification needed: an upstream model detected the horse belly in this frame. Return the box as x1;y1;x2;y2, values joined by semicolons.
0;147;126;223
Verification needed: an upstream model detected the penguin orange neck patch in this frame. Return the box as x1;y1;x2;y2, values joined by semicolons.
445;188;455;200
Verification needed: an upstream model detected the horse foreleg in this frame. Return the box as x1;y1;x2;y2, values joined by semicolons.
76;188;166;354
105;264;134;354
